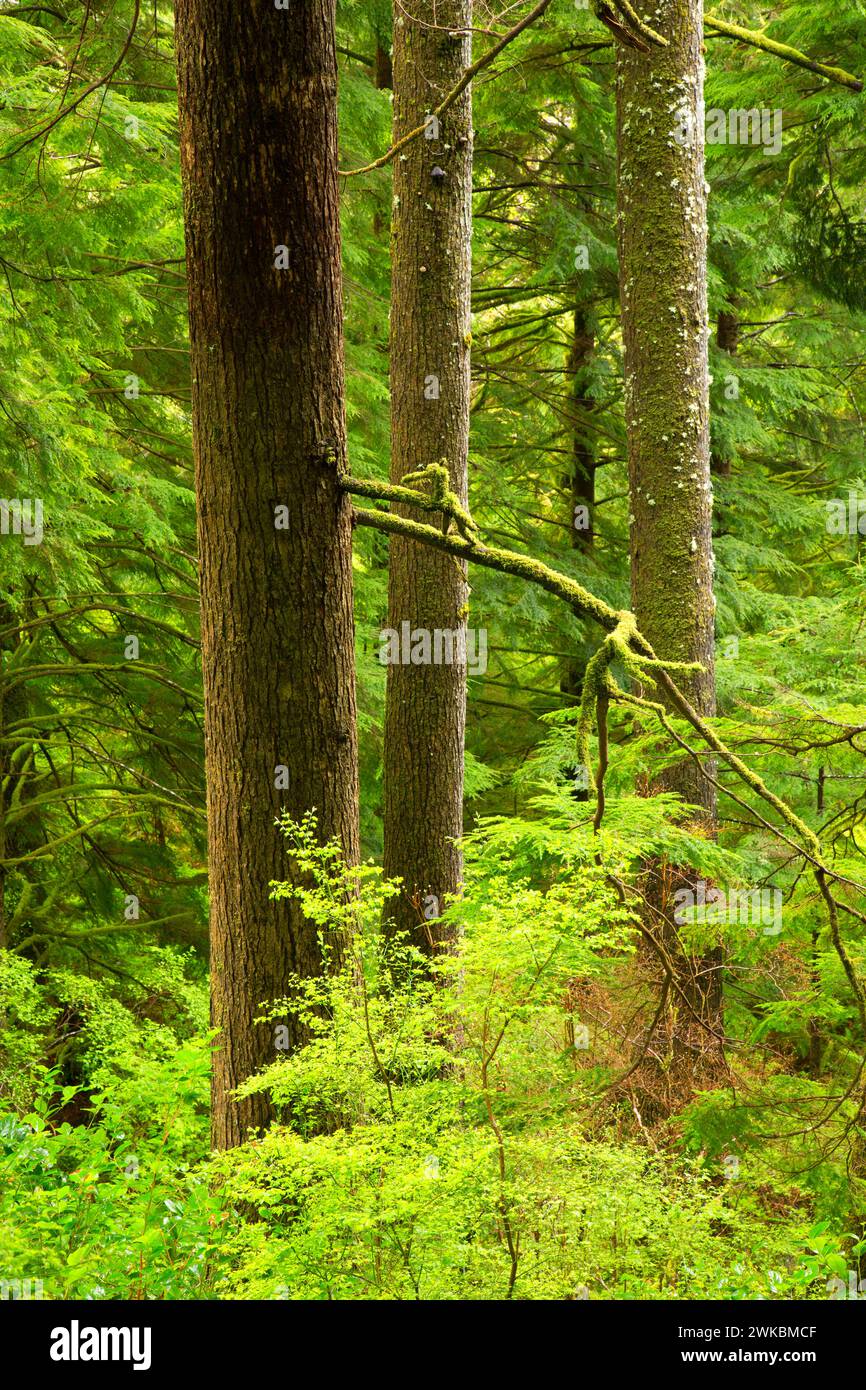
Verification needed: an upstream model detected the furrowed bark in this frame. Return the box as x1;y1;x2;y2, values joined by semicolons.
615;0;722;1065
382;0;473;949
175;0;360;1149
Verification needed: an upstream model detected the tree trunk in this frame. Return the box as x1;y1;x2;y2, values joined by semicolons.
615;1;722;1081
174;0;360;1150
382;1;473;949
375;37;393;90
711;306;739;477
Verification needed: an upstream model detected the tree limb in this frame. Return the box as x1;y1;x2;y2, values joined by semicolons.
704;15;862;93
340;0;554;178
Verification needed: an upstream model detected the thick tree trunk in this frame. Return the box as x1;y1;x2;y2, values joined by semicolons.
174;0;360;1149
382;1;473;949
615;1;722;1075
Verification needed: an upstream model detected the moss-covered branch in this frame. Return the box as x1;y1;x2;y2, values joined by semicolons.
346;474;845;871
614;688;866;1060
704;15;862;93
610;0;667;50
347;482;623;634
359;461;480;542
347;474;866;1088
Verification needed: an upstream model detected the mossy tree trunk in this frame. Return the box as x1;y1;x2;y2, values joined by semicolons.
615;0;723;1061
175;0;360;1149
382;1;473;948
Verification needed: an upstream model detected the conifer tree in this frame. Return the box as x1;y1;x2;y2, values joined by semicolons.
174;0;360;1147
382;0;473;947
614;0;722;1063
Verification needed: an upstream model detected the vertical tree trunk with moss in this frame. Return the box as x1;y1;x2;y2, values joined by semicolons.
615;1;722;1065
382;1;473;948
175;0;360;1149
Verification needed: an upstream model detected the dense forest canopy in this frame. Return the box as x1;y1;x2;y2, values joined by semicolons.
2;0;866;1311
